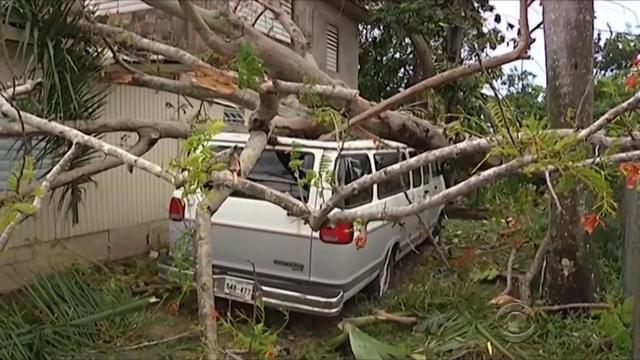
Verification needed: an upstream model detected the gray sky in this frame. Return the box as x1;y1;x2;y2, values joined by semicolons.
489;0;640;86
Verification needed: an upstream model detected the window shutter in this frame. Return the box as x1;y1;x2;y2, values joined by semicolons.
326;24;339;72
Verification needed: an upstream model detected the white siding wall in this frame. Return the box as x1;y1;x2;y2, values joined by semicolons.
9;85;184;248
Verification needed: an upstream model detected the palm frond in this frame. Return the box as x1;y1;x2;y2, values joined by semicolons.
0;267;158;360
2;0;110;224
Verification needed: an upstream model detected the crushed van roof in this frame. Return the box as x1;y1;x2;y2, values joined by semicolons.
210;132;410;150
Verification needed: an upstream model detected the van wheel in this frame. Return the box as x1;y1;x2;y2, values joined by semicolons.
364;246;398;299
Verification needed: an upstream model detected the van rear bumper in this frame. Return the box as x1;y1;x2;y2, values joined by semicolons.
156;258;344;317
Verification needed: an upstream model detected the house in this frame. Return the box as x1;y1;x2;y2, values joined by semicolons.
0;0;366;291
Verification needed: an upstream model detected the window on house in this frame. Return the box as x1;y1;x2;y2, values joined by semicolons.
233;0;293;43
335;154;373;208
408;150;422;188
374;152;410;199
223;108;245;126
326;24;339;73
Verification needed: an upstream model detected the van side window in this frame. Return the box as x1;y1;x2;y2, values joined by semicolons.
432;161;442;177
408;150;422;188
221;147;315;202
374;152;410;199
423;163;431;185
336;154;373;208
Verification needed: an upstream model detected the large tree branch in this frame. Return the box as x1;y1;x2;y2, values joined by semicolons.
0;91;183;186
0;80;41;100
13;128;160;198
0;144;79;251
325;0;533;136
142;0;448;151
0;118;190;138
325;89;640;224
177;0;234;62
408;33;436;80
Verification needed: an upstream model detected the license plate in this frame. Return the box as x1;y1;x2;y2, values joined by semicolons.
223;278;254;301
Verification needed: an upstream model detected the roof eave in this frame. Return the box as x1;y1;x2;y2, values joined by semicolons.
325;0;369;23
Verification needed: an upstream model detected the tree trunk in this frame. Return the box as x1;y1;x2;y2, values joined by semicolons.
195;203;217;359
542;0;599;304
622;186;638;296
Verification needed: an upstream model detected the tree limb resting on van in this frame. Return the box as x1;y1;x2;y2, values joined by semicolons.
326;90;640;223
208;172;310;218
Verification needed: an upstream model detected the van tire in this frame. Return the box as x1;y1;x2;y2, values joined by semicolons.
364;245;398;299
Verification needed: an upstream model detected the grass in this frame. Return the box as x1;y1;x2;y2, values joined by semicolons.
1;219;631;359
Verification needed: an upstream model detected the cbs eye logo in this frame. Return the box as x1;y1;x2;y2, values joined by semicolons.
495;302;536;343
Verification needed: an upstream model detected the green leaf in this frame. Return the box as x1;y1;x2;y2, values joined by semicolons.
345;323;407;360
12;202;37;215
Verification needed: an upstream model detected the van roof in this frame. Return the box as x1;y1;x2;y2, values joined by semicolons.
211;132;411;151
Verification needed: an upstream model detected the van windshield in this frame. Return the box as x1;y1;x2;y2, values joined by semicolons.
216;146;314;203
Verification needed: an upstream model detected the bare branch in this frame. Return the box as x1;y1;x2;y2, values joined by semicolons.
408;33;436;80
545;170;563;214
0;144;79;251
0;96;183;186
501;248;518;296
177;0;231;58
0;80;41;100
81;21;211;68
536;302;612;312
261;80;358;102
208;172;309;218
12;128;160;198
0;118;190;138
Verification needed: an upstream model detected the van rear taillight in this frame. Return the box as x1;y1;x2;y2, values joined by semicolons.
320;221;354;244
169;197;185;221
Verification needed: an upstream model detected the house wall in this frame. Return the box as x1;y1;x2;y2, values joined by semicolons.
294;1;360;88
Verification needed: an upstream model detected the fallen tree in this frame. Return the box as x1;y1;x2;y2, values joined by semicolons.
2;0;640;358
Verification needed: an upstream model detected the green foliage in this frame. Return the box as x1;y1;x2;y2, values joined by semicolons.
230;42;266;90
595;297;632;354
0;266;155;359
343;322;407;359
218;302;288;359
0;156;44;235
2;0;109;224
169;119;226;197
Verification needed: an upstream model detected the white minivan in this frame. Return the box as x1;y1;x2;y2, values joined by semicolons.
158;133;446;316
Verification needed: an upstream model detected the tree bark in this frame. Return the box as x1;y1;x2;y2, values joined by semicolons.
542;0;598;304
195;203;217;359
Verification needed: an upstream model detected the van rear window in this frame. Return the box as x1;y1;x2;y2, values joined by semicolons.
216;147;315;202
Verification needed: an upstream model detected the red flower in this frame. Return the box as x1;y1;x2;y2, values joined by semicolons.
625;74;639;90
355;232;367;249
620;162;640;189
580;213;604;234
632;53;640;66
168;301;180;316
